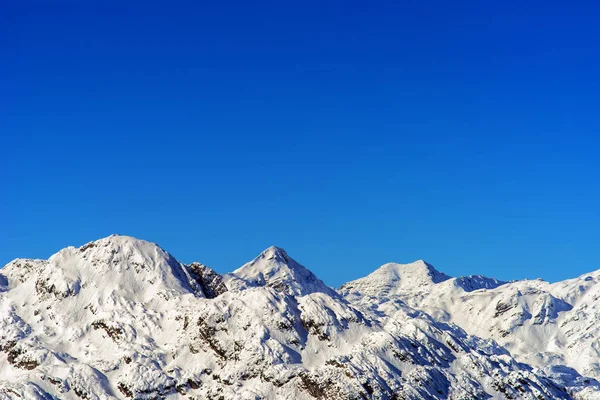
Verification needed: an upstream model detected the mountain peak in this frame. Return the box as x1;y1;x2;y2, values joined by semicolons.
68;235;174;270
225;247;336;297
379;259;451;285
3;234;206;301
259;245;290;262
340;259;452;298
83;234;157;249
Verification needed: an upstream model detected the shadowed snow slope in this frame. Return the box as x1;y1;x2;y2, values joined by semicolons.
0;235;598;399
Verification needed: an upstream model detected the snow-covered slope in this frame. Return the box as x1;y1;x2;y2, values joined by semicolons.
0;236;597;399
342;259;600;393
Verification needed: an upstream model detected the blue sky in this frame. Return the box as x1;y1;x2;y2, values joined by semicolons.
2;1;599;287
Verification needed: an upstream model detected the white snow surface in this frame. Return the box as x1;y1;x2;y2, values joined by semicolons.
0;235;598;399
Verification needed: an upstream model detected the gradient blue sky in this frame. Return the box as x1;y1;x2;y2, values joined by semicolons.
2;1;599;287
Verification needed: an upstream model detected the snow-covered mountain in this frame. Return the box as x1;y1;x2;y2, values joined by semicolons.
0;235;598;399
342;260;600;396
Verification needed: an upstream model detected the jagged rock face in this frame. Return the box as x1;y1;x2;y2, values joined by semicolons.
0;235;597;399
186;262;228;299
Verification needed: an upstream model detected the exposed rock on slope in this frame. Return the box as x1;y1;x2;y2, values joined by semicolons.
187;262;228;299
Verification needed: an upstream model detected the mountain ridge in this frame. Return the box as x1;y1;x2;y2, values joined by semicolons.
1;235;599;399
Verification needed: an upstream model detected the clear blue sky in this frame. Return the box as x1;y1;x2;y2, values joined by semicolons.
2;1;599;287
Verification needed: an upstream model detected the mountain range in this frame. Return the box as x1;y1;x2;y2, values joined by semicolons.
1;235;599;399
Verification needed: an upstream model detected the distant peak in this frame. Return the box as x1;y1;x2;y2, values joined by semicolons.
379;259;448;280
339;259;451;298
